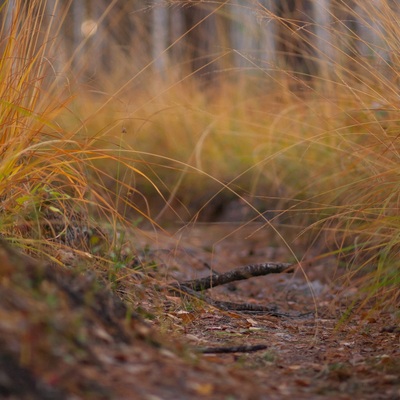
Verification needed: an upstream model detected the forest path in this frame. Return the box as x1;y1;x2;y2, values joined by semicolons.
125;223;400;399
0;225;398;399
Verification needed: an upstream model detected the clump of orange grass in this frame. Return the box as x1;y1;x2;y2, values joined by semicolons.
253;0;400;314
0;0;163;262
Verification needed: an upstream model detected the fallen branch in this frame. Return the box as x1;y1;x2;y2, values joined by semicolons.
167;262;305;317
171;262;294;292
198;344;268;354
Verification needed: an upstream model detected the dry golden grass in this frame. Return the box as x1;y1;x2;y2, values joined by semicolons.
0;1;162;262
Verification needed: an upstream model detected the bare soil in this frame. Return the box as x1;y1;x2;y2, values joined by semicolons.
0;224;399;400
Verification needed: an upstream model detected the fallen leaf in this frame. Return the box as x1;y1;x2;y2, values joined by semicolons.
190;382;214;396
246;318;258;326
295;378;310;387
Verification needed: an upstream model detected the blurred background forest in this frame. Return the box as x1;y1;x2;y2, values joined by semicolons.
2;0;396;87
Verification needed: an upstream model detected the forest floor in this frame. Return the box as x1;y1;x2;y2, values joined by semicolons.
0;223;399;400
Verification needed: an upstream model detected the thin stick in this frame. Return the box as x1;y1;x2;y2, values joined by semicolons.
198;344;268;354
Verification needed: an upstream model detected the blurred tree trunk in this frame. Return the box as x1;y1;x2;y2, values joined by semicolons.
102;0;135;71
274;0;316;77
260;0;278;67
71;0;85;73
230;0;258;68
181;3;219;82
170;5;185;78
152;0;169;78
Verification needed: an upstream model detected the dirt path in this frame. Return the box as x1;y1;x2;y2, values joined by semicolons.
133;224;400;399
0;225;399;399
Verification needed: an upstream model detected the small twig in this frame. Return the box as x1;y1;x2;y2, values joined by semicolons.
198;344;268;354
202;261;219;275
208;299;287;316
